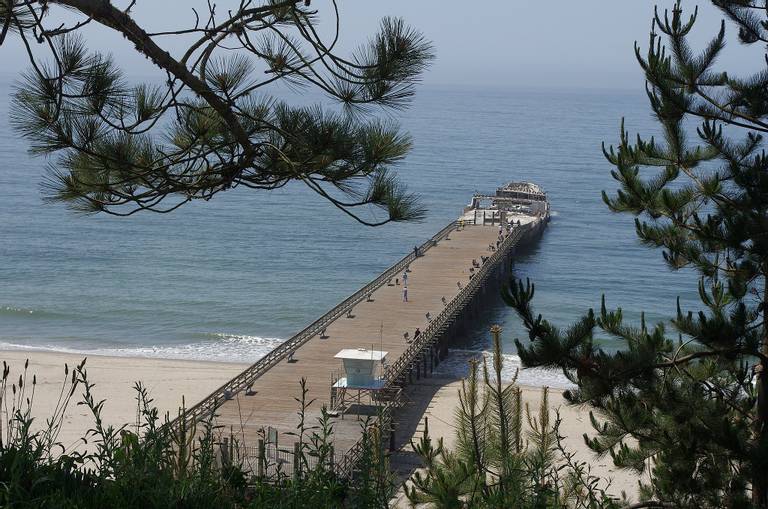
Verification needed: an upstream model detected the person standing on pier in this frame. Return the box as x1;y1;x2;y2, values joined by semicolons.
403;285;408;302
413;246;419;258
403;270;408;286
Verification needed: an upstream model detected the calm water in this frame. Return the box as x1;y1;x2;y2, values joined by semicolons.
0;78;699;386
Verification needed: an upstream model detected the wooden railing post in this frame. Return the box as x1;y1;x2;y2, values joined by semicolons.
220;437;230;469
293;441;301;479
257;439;265;478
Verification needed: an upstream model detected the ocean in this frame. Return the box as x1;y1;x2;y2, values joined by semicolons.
0;78;700;387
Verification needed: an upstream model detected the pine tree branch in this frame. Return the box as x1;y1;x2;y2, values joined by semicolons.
3;1;433;218
654;347;767;369
50;0;257;164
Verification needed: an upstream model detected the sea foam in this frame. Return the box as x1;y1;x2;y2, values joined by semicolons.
0;338;573;388
0;334;285;364
434;349;573;389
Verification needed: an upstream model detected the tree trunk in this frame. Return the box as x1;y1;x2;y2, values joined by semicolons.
755;272;768;508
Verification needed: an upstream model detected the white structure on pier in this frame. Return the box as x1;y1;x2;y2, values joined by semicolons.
331;349;388;417
334;348;387;388
461;181;550;225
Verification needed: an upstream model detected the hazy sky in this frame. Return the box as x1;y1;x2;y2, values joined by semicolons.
1;1;763;90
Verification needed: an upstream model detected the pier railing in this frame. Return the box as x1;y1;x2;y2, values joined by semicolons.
382;222;529;388
168;221;458;432
335;221;533;480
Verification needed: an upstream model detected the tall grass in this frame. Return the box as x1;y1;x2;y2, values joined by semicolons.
0;360;390;509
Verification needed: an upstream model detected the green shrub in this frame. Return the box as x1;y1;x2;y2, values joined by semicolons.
404;328;625;509
0;360;389;509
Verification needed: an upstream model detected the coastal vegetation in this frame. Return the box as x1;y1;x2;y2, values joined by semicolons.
505;1;768;507
0;359;393;508
404;328;622;509
1;346;623;508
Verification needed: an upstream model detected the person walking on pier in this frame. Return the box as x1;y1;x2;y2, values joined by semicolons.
403;285;408;302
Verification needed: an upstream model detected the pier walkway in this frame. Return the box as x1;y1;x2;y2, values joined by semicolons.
173;217;542;477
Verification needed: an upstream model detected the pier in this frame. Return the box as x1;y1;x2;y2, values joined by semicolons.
173;185;549;479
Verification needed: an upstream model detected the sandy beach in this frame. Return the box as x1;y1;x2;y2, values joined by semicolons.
3;349;640;502
0;350;248;451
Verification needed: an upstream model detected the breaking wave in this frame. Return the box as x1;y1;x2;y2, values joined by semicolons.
0;333;285;364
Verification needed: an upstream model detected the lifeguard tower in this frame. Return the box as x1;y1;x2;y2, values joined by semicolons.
330;348;387;418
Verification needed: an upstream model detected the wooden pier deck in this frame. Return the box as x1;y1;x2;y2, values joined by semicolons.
214;224;500;450
173;216;544;476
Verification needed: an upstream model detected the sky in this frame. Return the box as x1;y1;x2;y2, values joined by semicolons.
1;1;764;90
